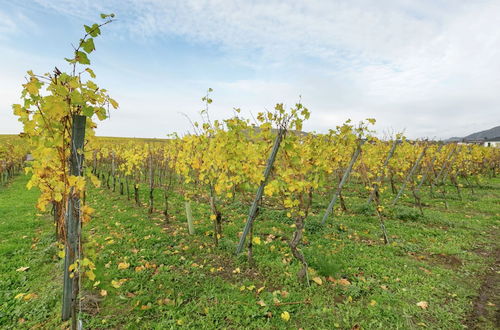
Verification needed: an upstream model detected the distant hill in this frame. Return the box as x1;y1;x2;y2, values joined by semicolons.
445;125;500;142
463;126;500;141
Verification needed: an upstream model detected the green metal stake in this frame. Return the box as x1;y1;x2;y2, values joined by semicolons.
62;115;86;328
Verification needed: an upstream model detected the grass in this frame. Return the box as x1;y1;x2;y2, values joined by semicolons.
0;174;498;329
0;175;62;329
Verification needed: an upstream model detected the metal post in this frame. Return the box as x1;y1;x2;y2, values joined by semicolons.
62;115;86;326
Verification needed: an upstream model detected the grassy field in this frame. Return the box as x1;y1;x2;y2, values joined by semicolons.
0;173;498;329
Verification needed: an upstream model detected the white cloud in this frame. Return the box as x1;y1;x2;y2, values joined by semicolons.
3;0;499;138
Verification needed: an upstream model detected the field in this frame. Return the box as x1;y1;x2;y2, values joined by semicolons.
1;169;498;329
2;5;500;330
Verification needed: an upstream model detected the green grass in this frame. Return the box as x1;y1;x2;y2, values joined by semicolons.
0;174;498;329
0;175;62;329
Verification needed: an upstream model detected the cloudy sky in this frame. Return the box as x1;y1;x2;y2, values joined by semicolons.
1;0;499;139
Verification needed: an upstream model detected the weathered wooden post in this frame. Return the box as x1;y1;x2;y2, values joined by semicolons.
62;115;86;329
321;139;365;225
236;127;285;254
184;200;195;235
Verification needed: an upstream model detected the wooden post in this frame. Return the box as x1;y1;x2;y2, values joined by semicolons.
62;115;86;327
391;145;427;206
236;127;285;254
185;200;195;234
321;139;364;225
367;139;399;204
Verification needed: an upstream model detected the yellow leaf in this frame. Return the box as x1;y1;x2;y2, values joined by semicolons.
257;300;266;307
312;277;323;285
369;300;377;306
15;293;26;300
118;262;130;270
54;192;63;202
252;237;262;245
232;267;240;274
100;290;107;297
23;293;38;301
86;270;96;281
281;311;290;322
111;279;127;288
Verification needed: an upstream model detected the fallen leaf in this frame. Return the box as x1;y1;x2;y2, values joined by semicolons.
14;293;26;300
416;301;429;309
16;266;30;272
338;278;351;286
252;237;262;245
312;277;323;285
281;311;290;321
23;293;38;301
118;262;130;270
111;279;127;289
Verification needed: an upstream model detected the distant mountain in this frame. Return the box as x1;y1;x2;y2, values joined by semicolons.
463;126;500;141
445;125;500;142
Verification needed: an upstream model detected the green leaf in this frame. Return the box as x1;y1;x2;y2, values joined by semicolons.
89;23;101;37
85;68;96;78
82;38;95;53
109;98;119;109
100;13;115;19
84;24;100;37
96;107;107;120
70;91;84;105
82;106;94;117
75;51;90;65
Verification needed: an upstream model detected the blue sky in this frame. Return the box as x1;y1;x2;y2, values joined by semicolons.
1;0;499;139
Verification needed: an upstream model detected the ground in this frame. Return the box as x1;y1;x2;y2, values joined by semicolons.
0;174;498;329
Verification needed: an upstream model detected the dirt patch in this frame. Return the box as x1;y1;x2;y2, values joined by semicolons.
464;246;500;329
197;253;283;292
428;253;463;269
407;251;463;269
80;291;104;316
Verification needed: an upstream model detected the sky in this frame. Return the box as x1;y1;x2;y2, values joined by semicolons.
0;0;499;139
